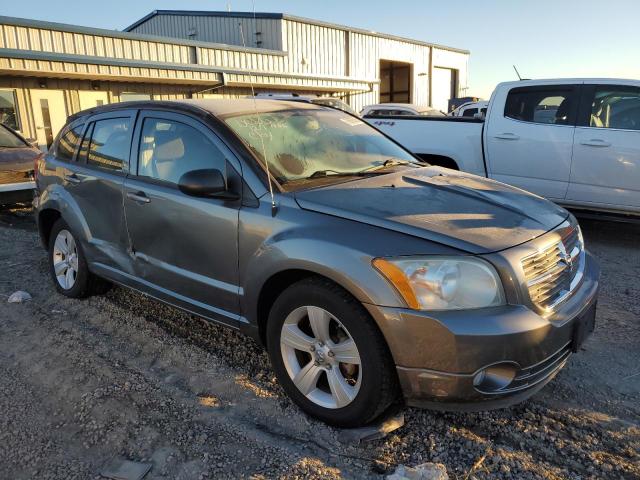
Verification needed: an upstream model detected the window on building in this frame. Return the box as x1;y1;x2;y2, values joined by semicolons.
120;93;152;102
504;87;576;125
87;118;131;171
589;86;640;131
138;118;224;184
0;89;20;131
56;123;85;162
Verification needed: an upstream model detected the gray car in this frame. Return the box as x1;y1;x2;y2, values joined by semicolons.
34;99;599;427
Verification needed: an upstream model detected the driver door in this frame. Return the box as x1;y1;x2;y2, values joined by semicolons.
124;110;243;326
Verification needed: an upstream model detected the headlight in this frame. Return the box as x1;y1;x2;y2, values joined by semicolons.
373;257;505;311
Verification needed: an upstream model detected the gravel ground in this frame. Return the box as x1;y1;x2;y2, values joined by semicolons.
0;207;638;480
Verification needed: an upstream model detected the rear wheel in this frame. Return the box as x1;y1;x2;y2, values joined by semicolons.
266;277;398;427
48;219;110;298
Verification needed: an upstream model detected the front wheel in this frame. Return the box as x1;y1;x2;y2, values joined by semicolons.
266;277;398;427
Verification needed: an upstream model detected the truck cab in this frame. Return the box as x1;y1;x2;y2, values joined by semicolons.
366;78;640;217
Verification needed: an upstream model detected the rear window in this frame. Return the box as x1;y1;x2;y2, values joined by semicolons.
86;118;131;171
504;87;576;125
56;123;84;162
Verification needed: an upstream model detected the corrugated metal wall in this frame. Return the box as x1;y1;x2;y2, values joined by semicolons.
127;14;469;111
0;77;193;139
130;14;283;51
0;23;195;65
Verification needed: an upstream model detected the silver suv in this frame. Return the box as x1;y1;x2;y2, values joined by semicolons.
35;99;599;427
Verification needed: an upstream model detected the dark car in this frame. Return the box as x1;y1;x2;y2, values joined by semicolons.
34;100;599;427
0;123;40;205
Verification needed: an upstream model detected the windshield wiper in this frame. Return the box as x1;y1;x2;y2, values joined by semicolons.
306;159;417;180
358;158;416;174
307;169;370;179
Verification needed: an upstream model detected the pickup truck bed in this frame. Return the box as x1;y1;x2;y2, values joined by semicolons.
365;116;486;176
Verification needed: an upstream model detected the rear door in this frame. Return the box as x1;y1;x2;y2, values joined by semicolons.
124;110;242;326
65;110;136;271
485;84;580;199
569;83;640;209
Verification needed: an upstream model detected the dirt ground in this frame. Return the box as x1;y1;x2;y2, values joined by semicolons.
0;207;638;480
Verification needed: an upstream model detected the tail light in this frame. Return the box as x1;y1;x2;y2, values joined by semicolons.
33;152;44;183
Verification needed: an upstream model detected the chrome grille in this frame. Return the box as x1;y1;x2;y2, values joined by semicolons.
522;224;584;311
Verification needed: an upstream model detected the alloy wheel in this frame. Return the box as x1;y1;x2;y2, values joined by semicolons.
280;305;362;409
52;229;78;290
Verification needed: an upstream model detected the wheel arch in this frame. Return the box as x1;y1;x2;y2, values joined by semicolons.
253;266;395;347
37;208;62;249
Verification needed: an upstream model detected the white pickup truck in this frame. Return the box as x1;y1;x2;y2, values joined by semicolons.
365;79;640;216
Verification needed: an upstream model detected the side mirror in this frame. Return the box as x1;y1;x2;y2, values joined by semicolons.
178;169;239;200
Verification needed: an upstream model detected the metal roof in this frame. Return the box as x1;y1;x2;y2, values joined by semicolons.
0;15;285;56
124;10;470;55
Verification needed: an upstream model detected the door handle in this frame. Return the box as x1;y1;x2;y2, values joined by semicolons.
493;133;520;140
126;191;151;204
580;139;611;147
64;173;81;184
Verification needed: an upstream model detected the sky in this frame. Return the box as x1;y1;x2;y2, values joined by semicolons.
2;0;639;98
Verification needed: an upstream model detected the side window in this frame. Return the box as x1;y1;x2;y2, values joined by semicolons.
56;123;84;162
462;108;478;117
505;87;576;125
589;86;640;130
137;118;224;184
87;118;131;171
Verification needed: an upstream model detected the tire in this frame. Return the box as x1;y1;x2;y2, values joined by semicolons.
266;277;398;427
48;218;111;298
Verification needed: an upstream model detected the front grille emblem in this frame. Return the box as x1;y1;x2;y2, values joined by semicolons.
557;241;573;272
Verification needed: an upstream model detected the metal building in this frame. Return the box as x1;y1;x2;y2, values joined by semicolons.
0;11;469;150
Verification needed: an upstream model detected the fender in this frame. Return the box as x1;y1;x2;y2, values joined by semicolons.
237;204;459;336
37;184;93;246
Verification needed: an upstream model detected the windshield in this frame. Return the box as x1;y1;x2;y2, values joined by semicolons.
224;108;419;189
0;125;27;148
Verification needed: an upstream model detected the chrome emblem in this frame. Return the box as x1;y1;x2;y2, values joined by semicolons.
558;241;573;272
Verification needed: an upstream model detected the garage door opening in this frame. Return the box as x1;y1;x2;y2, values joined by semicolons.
431;67;459;113
380;60;412;103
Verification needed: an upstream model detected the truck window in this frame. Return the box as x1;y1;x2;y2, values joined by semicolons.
462;108;478;117
589;86;640;131
505;87;576;125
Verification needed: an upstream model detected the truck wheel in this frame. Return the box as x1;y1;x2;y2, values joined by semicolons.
266;277;398;427
48;218;110;298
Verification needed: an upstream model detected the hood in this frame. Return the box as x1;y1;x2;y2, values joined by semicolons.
294;167;568;254
0;146;40;172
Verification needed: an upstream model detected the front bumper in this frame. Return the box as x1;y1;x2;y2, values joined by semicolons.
365;251;600;411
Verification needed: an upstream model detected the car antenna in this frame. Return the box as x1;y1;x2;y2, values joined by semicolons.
513;65;523;81
239;6;278;216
